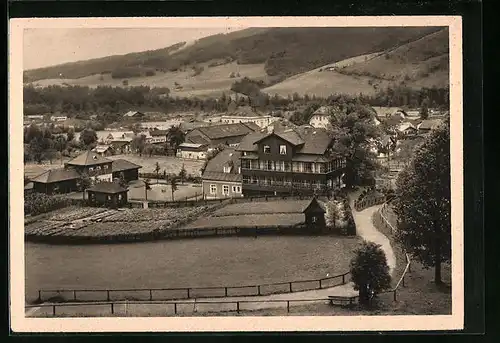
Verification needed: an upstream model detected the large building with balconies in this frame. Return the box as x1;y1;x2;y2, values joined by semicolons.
236;126;347;196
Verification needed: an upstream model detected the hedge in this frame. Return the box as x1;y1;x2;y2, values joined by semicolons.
24;193;72;216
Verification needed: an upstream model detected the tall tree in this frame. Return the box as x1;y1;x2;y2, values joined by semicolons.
420;97;430;120
167;125;186;150
154;162;161;184
349;241;392;306
393;119;450;285
131;134;146;156
178;164;187;184
79;128;98;147
170;178;178;202
77;173;92;200
329;101;382;188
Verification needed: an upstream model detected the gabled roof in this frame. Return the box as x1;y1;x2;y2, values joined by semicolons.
303;197;326;214
178;142;207;149
196;123;259;140
312;106;334;116
87;181;128;194
186;135;211;145
109;140;131;148
112;159;142;173
202;148;242;182
236;127;332;156
66;150;112;166
253;130;305;146
398;122;417;132
92;145;112;153
31;168;80;184
418;119;443;130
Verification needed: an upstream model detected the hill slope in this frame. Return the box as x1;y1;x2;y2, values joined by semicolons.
24;27;443;83
263;29;449;97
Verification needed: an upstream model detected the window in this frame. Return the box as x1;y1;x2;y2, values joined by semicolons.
223;185;229;195
312;216;317;223
104;164;108;169
263;145;271;154
96;166;101;171
243;176;250;184
232;186;241;193
88;167;94;172
284;162;291;171
223;165;231;173
266;161;273;171
304;163;312;173
241;160;250;169
210;184;217;195
279;145;287;155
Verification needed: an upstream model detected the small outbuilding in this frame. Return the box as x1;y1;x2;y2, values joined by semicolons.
303;197;327;233
86;182;129;209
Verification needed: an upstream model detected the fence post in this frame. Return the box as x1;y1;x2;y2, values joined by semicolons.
149;289;153;301
393;290;397;301
257;285;261;296
52;305;56;316
402;276;405;287
319;279;322;289
342;274;345;284
174;303;177;315
225;287;228;297
111;303;114;315
187;288;191;299
289;282;293;292
73;290;77;301
236;301;240;314
38;290;42;302
107;290;110;301
287;301;290;313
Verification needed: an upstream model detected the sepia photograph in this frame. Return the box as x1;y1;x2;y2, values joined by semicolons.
9;16;463;332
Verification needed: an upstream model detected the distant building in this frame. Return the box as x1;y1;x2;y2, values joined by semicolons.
86;182;128;209
123;111;145;118
25;115;44;120
109;140;132;154
185;122;260;148
201;148;243;199
309;106;333;129
138;130;167;145
111;159;142;183
397;122;418;137
50;115;68;122
176;143;208;160
65;151;114;183
220;106;280;128
92;144;114;157
417;118;443;134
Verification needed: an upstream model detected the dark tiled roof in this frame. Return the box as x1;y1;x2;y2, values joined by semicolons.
66;150;112;166
150;130;169;136
202;172;242;182
109;141;130;148
202;148;242;182
31;168;80;183
187;135;211;145
196;123;259;140
87;181;128;194
111;159;142;173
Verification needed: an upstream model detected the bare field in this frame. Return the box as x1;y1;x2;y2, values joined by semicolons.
32;62;268;99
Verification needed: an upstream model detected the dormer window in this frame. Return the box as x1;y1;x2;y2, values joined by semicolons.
279;145;287;155
96;166;101;171
263;145;271;154
88;167;94;172
223;165;232;173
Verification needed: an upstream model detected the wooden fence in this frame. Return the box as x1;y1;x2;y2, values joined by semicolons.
353;194;386;211
35;272;351;304
26;296;359;317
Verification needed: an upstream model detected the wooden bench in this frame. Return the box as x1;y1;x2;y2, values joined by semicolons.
328;295;357;307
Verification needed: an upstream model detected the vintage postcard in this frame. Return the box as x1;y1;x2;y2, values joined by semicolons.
9;16;463;332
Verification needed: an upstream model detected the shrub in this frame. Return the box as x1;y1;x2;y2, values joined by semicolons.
24;193;71;216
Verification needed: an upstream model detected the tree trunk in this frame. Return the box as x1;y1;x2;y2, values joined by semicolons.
171;191;174;202
434;220;443;285
359;285;370;306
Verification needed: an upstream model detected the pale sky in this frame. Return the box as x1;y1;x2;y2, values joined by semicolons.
23;27;244;70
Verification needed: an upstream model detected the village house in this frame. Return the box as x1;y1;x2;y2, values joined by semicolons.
29;151;142;195
104;131;134;144
86;182;129;209
309;106;333;129
92;144;114;157
109;140;132;154
201;148;243;199
220;106;280;128
137;130;167;145
396;122;418;137
176;142;208;160
50;115;68;122
185;122;260;148
417;118;443;134
123;111;145;118
236;126;347;197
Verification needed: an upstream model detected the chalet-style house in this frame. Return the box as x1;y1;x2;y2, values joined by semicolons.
417;118;443;134
309;106;333;129
176;142;208;160
236;126;347;196
185;122;260;148
396;122;418;137
220;106;280;128
201;147;243;199
86;182;129;209
29;151;142;195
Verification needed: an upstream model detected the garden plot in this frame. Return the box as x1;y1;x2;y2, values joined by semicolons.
184;214;305;230
47;207;109;222
212;200;312;217
128;183;202;202
101;206;216;223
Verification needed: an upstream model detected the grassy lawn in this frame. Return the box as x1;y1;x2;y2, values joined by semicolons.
128;182;203;201
107;154;204;176
26;235;362;304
